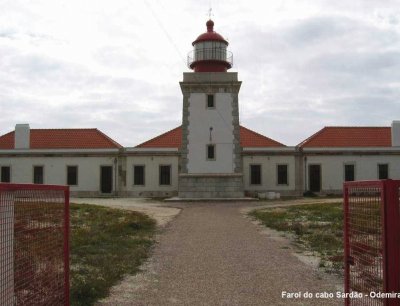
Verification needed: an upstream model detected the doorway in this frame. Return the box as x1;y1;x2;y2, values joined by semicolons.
100;166;113;194
309;164;321;192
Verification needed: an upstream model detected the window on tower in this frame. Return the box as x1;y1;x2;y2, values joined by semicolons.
207;94;215;108
207;144;215;160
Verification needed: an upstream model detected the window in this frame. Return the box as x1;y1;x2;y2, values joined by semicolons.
277;164;288;185
344;164;355;182
67;166;78;186
250;165;261;185
207;94;215;108
378;164;389;180
1;166;11;183
159;165;171;185
207;144;215;160
33;166;44;184
134;165;145;185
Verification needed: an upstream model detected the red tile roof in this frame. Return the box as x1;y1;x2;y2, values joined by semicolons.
136;126;285;148
0;129;122;149
298;127;392;148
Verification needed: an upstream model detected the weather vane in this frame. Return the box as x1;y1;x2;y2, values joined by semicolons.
207;7;213;19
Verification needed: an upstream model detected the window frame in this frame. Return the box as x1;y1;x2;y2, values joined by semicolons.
250;164;262;185
343;163;356;182
133;165;146;186
308;163;322;193
0;165;11;183
66;165;78;186
33;165;44;184
159;164;172;186
378;163;389;180
276;164;288;186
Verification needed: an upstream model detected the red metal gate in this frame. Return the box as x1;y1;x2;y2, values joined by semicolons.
0;183;70;306
344;180;400;306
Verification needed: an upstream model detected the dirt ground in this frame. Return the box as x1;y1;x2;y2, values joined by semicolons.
70;197;181;227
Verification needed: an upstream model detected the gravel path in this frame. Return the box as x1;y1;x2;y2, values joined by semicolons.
98;201;343;306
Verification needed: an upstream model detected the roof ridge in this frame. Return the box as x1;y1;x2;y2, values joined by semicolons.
298;126;392;148
0;128;122;149
30;128;98;131
240;125;286;147
297;126;327;147
94;128;123;148
135;126;182;148
0;131;13;137
323;126;390;128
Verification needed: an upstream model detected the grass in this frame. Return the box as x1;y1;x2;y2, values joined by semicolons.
249;202;344;274
70;203;156;306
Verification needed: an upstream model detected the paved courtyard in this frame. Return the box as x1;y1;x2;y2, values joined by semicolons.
72;198;343;306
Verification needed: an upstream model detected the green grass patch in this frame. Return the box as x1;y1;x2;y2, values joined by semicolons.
249;203;344;274
70;204;156;306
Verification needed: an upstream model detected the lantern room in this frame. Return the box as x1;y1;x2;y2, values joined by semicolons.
187;20;233;72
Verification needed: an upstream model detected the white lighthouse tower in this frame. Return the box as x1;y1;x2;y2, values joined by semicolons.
179;19;244;198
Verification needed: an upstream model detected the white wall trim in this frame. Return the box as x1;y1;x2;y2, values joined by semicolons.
243;147;296;152
302;147;400;153
126;148;179;153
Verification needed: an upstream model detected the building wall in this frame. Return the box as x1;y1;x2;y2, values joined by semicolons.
125;155;179;197
0;156;116;194
187;92;235;173
305;154;400;192
242;155;297;195
1;151;399;198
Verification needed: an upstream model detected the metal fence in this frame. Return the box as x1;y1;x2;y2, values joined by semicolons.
0;183;69;306
344;180;400;306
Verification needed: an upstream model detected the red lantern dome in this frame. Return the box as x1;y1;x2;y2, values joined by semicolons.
187;20;233;72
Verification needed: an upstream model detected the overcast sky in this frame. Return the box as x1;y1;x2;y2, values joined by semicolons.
1;0;399;146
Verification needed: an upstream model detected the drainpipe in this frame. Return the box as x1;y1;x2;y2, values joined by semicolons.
304;156;307;192
114;157;118;196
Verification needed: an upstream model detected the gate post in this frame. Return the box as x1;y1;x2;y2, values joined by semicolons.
64;188;70;306
0;189;14;306
343;185;350;306
383;180;400;305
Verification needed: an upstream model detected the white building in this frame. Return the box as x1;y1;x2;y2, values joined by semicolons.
298;125;400;194
0;20;399;198
0;125;121;196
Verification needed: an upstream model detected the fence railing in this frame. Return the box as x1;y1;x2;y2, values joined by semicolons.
0;183;69;306
344;180;400;306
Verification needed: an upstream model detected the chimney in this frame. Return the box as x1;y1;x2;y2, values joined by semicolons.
14;124;30;149
392;121;400;147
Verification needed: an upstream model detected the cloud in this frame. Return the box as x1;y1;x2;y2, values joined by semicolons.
229;12;400;145
0;1;400;147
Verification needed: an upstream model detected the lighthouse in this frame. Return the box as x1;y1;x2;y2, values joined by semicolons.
179;19;244;198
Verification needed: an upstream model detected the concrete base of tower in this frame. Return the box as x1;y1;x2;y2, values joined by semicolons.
178;173;244;198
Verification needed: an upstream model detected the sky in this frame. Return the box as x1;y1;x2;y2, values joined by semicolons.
1;0;400;147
